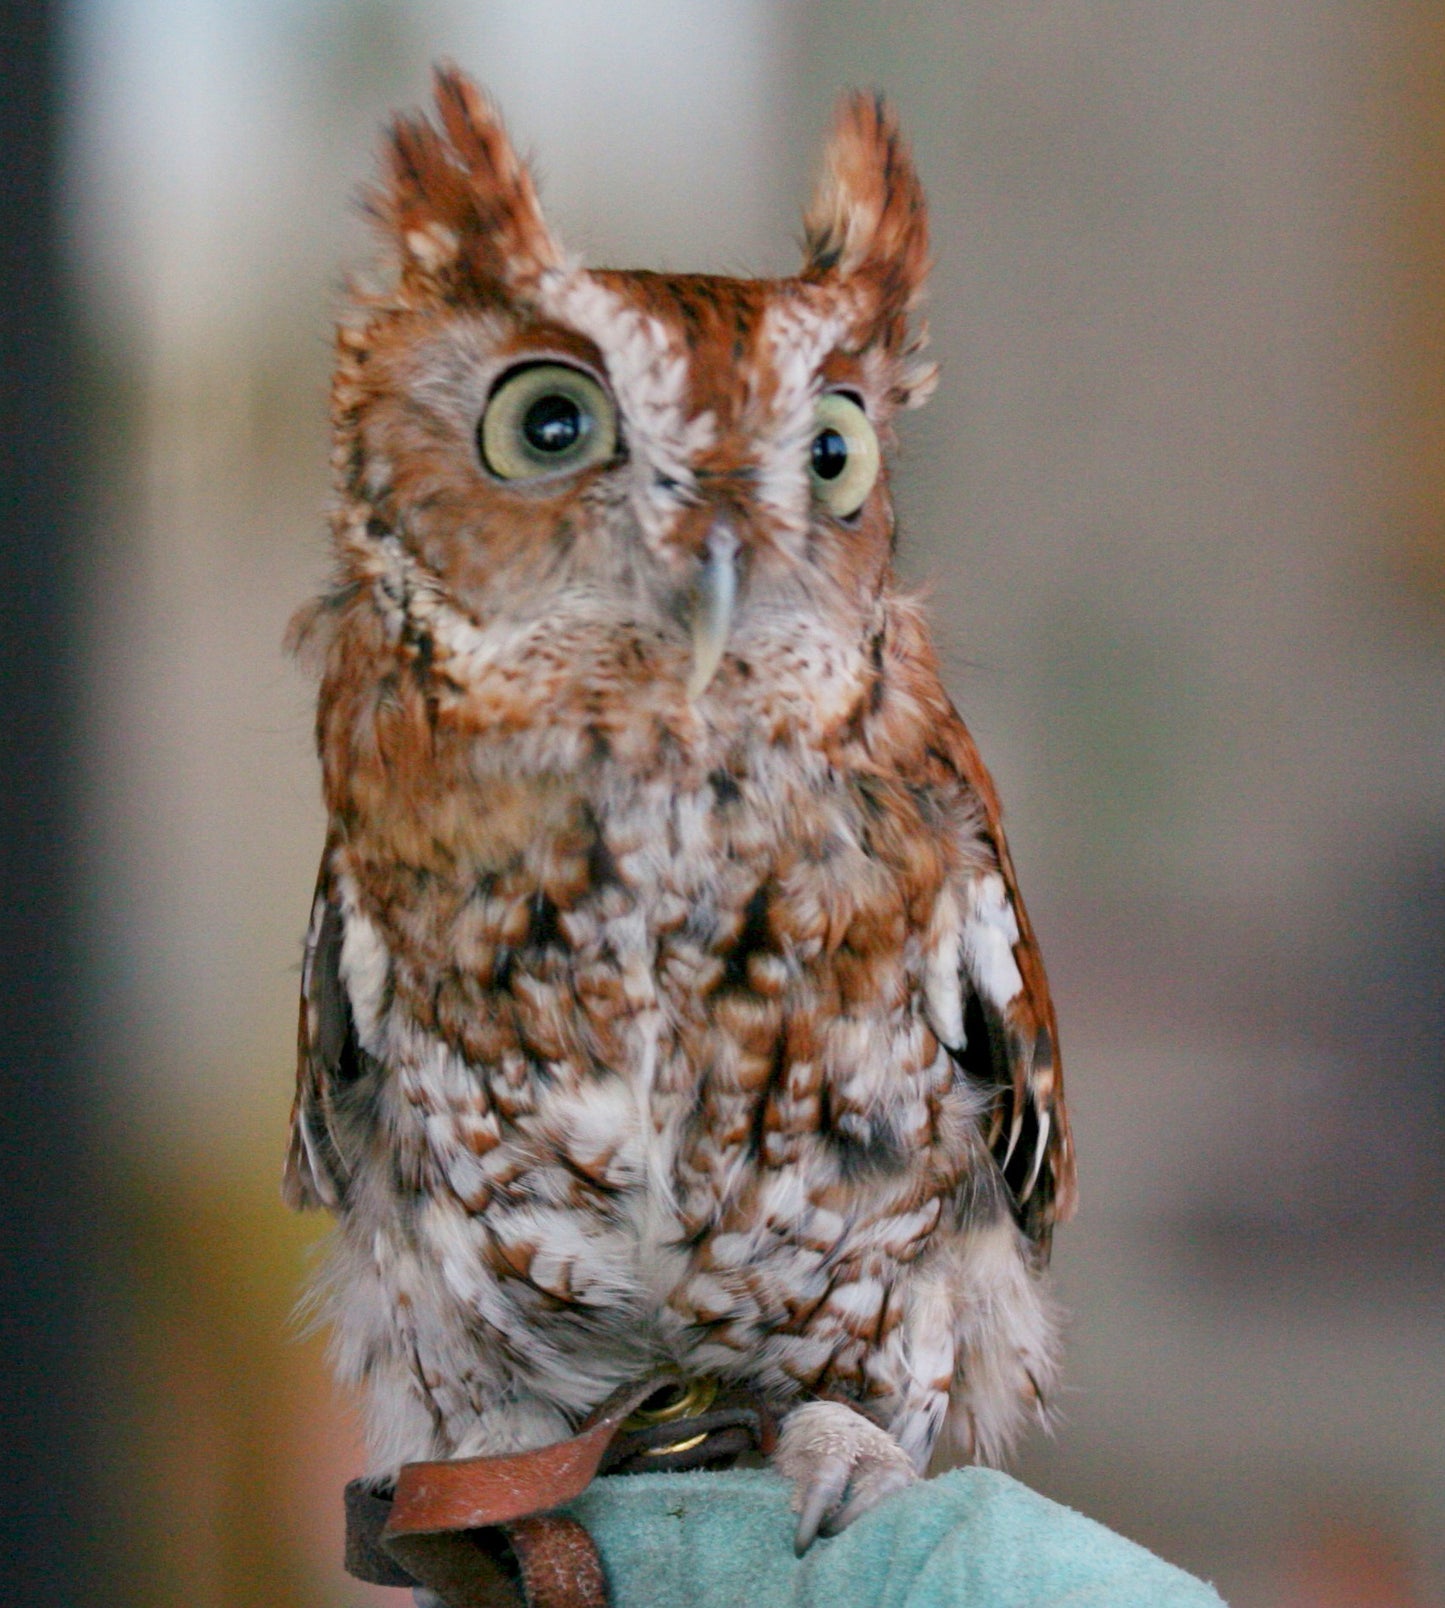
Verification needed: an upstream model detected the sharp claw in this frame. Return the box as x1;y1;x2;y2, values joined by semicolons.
794;1460;848;1555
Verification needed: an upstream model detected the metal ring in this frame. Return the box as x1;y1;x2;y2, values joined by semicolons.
642;1430;710;1458
622;1376;719;1429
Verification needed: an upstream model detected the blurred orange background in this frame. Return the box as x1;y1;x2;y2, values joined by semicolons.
57;3;1444;1604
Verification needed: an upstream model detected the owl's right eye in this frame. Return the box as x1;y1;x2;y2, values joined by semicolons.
478;362;619;482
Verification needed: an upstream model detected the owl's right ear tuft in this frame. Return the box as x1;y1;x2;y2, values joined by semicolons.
369;65;562;295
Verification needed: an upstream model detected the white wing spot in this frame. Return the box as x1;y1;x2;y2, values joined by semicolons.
961;873;1024;1011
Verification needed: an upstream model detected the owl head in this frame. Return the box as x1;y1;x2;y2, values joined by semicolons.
322;68;939;761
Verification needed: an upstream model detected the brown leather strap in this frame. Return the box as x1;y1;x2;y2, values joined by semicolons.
351;1507;607;1608
345;1378;779;1608
383;1523;530;1608
600;1384;778;1475
384;1380;665;1541
507;1516;609;1608
344;1479;416;1588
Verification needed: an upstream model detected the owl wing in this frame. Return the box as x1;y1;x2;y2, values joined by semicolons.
929;714;1077;1257
283;844;369;1211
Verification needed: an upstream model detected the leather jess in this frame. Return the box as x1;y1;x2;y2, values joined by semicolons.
344;1379;778;1608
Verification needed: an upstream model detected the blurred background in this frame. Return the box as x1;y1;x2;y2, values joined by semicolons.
4;1;1442;1603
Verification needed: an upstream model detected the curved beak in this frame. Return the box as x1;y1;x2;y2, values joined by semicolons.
685;523;739;701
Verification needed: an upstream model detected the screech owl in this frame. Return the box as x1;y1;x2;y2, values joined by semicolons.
285;67;1075;1550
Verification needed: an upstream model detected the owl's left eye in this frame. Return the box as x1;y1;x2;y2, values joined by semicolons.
809;392;880;520
479;362;619;482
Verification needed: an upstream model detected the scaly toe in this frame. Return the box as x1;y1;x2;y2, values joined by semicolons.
792;1455;852;1554
821;1457;919;1538
773;1401;920;1554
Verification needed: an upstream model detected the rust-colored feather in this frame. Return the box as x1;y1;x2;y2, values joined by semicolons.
368;63;560;295
938;711;1077;1250
802;92;933;371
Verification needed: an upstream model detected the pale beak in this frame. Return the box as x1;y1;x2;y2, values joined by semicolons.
685;523;739;701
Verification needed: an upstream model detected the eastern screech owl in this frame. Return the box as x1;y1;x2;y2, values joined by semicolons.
285;68;1075;1549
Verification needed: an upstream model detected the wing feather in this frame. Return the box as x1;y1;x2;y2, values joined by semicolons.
283;846;364;1211
937;715;1077;1255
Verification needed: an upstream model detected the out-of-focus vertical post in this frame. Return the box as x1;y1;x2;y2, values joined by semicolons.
1385;9;1445;594
0;0;96;1601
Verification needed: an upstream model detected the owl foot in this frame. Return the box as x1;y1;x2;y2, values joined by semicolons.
773;1401;919;1555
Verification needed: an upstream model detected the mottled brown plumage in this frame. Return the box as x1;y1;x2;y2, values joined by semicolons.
286;69;1074;1546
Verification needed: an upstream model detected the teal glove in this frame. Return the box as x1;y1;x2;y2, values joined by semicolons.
564;1467;1224;1608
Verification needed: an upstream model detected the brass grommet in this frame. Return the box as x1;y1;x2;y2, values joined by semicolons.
623;1376;719;1430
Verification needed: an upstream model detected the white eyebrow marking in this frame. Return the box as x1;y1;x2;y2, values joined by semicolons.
534;267;716;552
751;293;850;533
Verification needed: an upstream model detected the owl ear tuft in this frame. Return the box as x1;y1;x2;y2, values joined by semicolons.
802;93;931;358
371;65;562;294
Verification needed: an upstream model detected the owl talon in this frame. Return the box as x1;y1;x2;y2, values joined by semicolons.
792;1457;851;1554
774;1401;919;1554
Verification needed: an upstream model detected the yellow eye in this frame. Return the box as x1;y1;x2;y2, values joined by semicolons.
809;392;880;519
479;362;619;481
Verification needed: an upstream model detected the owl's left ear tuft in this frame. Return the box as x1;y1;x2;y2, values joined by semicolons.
369;64;562;295
802;93;931;362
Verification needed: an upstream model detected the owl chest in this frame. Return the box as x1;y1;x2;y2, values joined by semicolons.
349;761;963;1348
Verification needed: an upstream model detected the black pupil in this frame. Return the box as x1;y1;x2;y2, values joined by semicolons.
812;426;848;481
523;392;584;454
